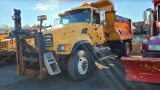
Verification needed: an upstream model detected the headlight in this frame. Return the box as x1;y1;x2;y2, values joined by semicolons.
58;44;71;52
60;45;65;51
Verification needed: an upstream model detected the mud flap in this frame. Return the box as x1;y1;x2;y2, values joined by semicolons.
121;57;160;83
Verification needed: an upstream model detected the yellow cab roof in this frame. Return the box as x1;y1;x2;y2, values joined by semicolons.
58;6;96;16
58;0;115;16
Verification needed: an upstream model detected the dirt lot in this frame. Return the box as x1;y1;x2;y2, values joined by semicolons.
0;57;127;90
130;34;145;55
0;34;160;90
0;56;160;90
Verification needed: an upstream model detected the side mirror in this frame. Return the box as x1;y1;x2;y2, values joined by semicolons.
37;15;47;21
100;8;106;26
142;11;147;23
157;4;160;22
146;8;153;12
157;4;160;27
54;18;59;26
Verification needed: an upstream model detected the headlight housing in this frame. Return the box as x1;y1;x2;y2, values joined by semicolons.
57;44;71;52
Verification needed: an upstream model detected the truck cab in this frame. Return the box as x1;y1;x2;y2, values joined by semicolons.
121;0;160;83
142;2;160;57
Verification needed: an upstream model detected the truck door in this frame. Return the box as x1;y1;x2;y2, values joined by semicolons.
90;10;105;44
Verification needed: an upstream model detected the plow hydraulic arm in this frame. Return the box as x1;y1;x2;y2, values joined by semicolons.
10;9;61;79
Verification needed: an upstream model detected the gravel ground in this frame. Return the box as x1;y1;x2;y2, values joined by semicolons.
0;56;160;90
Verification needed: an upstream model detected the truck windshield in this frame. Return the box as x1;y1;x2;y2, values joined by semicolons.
59;9;91;24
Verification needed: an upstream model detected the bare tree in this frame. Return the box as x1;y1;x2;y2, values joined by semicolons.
0;24;9;33
0;24;9;31
22;24;30;29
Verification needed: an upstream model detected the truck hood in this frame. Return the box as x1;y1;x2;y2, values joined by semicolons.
42;24;64;32
143;35;160;45
42;23;89;38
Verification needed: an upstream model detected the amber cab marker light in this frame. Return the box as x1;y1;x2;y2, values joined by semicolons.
146;35;151;40
157;22;160;28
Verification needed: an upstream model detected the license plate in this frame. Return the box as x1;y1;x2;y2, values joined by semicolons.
149;45;160;50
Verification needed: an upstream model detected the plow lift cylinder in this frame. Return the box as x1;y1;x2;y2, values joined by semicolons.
12;9;21;30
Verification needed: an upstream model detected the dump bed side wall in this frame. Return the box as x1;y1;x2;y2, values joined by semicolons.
90;0;133;41
105;14;133;41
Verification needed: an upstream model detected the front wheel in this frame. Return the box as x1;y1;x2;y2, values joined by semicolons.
67;50;92;81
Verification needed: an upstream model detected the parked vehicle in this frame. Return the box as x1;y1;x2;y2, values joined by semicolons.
0;30;16;62
133;29;141;34
121;0;160;83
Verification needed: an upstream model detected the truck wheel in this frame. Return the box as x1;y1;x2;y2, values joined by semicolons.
124;42;130;57
67;50;92;81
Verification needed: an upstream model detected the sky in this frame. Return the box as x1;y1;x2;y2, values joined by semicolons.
0;0;153;27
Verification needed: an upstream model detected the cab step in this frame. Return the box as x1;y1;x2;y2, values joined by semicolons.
44;52;61;75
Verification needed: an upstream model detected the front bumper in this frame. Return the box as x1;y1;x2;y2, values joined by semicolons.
0;51;14;56
141;50;160;58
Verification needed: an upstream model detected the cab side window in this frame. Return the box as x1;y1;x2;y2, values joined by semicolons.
93;11;100;24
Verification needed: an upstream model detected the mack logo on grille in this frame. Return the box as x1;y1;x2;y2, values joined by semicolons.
44;34;53;47
44;37;52;42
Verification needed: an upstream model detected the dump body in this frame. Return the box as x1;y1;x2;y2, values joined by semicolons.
90;0;133;41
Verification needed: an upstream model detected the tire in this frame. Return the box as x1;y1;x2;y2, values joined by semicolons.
115;43;124;59
117;42;130;59
124;42;130;57
67;50;92;81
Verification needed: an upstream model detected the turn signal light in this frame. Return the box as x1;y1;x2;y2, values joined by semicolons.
146;35;150;40
65;44;71;51
37;15;47;21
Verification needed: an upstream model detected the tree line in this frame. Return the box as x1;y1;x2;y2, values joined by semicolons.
0;24;30;33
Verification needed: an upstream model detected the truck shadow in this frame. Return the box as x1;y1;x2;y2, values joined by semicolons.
95;56;160;90
95;56;128;90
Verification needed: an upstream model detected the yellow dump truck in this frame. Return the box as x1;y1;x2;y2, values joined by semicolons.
11;0;134;81
0;30;16;62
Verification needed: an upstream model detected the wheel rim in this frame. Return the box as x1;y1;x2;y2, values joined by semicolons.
78;57;88;75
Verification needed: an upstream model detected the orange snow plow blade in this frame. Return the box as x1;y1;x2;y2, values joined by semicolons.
121;57;160;83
